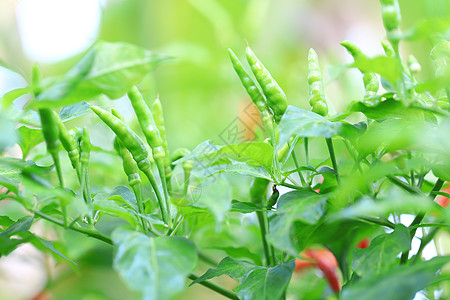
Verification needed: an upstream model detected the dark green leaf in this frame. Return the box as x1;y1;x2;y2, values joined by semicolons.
230;200;266;214
341;256;450;300
267;191;326;255
210;246;262;265
112;228;197;300
348;98;424;120
190;257;255;285
234;260;295;300
352;225;410;277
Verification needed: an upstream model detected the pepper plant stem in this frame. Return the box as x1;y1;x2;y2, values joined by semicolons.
34;210;239;299
188;274;239;300
142;168;171;226
325;138;339;184
400;178;444;264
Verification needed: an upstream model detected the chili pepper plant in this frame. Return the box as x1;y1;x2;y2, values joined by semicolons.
1;1;450;299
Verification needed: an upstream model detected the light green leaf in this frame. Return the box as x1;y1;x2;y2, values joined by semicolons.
17;126;44;159
209;246;262;266
112;228;197;300
341;256;450;300
59;101;91;121
0;113;17;153
277;106;362;149
352;225;410;277
234;261;295;300
33;41;169;107
352;55;402;84
267;191;326;255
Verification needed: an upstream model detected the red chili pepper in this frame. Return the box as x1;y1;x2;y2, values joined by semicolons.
294;248;340;293
355;237;370;249
436;185;450;208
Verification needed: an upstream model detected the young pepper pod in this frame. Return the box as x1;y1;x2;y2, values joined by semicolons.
90;106;170;225
152;97;172;183
52;111;80;173
380;0;401;32
228;48;268;112
246;46;287;122
267;185;279;208
341;41;379;104
307;48;328;116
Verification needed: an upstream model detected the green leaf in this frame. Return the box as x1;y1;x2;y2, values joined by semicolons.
357;118;429;156
341;256;450;300
209;246;262;265
1;87;30;108
17;126;44;159
20;232;74;264
191;175;232;224
0;112;18;153
230;200;266;214
329;189;438;221
93;199;139;228
277;106;362;149
190;257;255;285
59;101;91;122
0;216;33;237
348;98;424;120
352;55;402;84
33;41;169;108
352;225;410;277
112;228;197;300
234;260;295;300
181;140;275;174
267;191;326;255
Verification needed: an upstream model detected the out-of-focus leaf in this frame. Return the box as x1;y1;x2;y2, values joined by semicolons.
112;228;197;300
341;256;450;300
59;101;91;122
267;191;326;255
348;98;424;120
178;140;275;174
352;55;402;84
17;126;44;159
0;113;17;153
230;200;266;214
209;246;262;265
352;225;410;277
1;87;30;108
33;41;170;108
329;189;439;221
357;118;429;156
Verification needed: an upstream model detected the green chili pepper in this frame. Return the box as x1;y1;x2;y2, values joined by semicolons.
381;40;395;57
246;46;287;122
307;48;328;116
128;87;169;210
53;111;80;178
407;55;421;75
90;106;170;226
341;41;379;103
228;48;268;112
250;177;269;204
32;65;64;187
380;0;401;32
362;73;379;102
152;97;172;183
80;128;91;203
249;176;273;265
267;185;279;208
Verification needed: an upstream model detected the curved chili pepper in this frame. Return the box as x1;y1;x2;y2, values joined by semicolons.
307;49;328;116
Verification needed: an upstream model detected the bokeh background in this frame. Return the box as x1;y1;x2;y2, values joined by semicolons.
0;0;449;299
